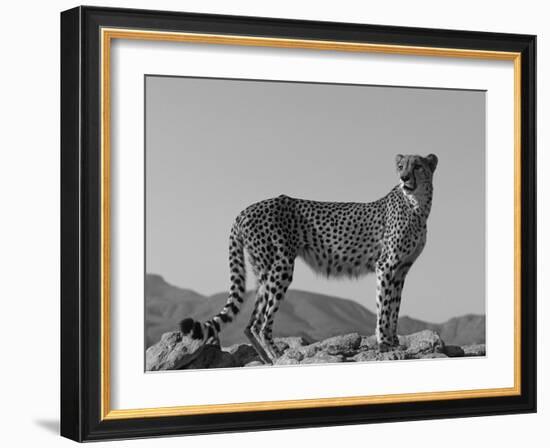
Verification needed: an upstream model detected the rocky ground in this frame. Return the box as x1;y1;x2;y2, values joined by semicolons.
146;329;486;371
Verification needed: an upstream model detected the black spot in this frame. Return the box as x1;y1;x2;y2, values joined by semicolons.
212;319;221;332
192;321;203;340
206;325;215;339
179;318;194;335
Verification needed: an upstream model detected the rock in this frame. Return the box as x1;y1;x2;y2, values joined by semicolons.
222;343;242;354
421;352;448;359
360;335;378;350
462;344;486;356
147;329;456;370
274;336;310;352
228;344;260;365
244;361;264;368
298;344;321;358
145;331;205;371
360;334;412;353
296;333;360;359
275;348;305;365
184;345;236;369
443;345;465;357
315;333;362;355
352;351;379;362
403;330;444;355
396;335;407;347
301;351;345;364
286;348;305;361
275;354;302;365
352;350;407;362
377;351;407;361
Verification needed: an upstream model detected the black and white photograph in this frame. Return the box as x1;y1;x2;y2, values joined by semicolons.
54;3;537;444
144;76;487;371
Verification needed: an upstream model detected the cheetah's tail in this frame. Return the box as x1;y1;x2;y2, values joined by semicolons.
179;222;246;346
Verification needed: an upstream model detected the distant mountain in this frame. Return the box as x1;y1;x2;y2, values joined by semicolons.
397;314;485;346
145;274;485;348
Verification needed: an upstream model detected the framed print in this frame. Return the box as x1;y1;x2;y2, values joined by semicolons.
60;6;536;442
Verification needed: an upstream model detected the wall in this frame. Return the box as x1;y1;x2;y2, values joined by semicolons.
0;0;546;446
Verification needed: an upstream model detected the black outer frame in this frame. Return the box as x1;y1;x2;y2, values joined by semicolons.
60;5;536;442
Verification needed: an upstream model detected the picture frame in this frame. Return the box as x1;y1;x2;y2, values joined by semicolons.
60;5;536;442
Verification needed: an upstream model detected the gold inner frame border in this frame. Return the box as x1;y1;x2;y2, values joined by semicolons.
99;27;522;421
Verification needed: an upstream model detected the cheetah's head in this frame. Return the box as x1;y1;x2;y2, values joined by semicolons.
395;154;438;194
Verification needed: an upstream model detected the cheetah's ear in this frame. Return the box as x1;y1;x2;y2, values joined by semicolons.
395;154;404;166
426;154;438;172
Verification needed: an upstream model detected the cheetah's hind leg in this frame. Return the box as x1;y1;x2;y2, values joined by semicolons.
256;260;295;364
244;287;273;365
244;326;272;365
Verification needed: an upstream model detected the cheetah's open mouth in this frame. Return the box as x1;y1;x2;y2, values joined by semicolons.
403;183;416;192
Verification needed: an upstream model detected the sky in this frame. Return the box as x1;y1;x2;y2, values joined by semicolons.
145;76;485;323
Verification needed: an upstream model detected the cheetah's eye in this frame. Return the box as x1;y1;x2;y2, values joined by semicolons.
398;165;403;170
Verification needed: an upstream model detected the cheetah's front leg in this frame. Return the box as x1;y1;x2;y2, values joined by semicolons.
375;265;397;351
387;262;412;347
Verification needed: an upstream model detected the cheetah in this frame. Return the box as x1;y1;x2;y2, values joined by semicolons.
179;153;438;365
